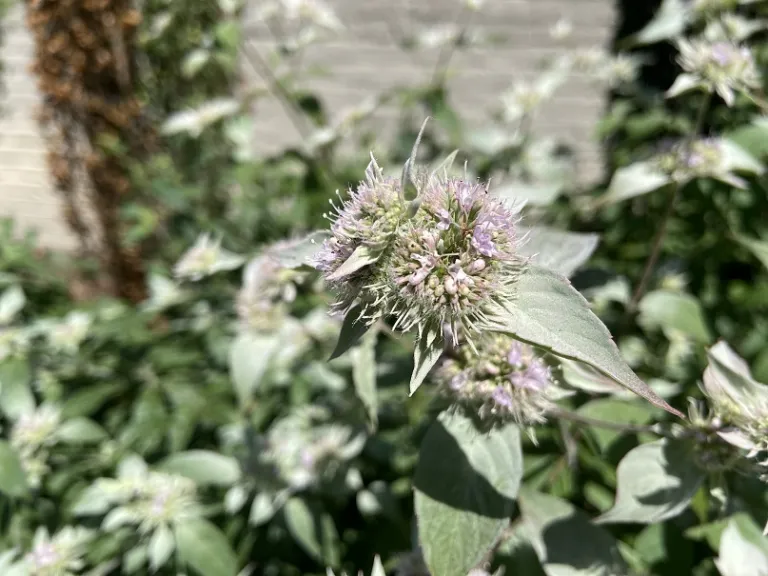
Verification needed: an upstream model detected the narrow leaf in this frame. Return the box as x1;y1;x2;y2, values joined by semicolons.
414;411;522;576
351;331;378;429
410;324;443;395
329;304;370;360
148;524;175;572
597;438;704;524
483;265;684;418
0;440;28;497
327;245;380;281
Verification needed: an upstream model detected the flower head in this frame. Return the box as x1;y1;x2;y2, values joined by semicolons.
369;176;524;345
173;233;244;281
435;334;566;428
656;137;732;184
25;526;92;576
47;311;91;353
12;405;61;456
675;38;760;105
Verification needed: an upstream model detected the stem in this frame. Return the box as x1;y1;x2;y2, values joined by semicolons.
627;92;712;311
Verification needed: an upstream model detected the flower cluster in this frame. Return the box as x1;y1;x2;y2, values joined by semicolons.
693;0;739;16
315;153;527;347
94;469;201;533
173;233;244;281
263;408;366;490
435;334;566;428
674;38;760;105
23;526;92;576
236;250;305;331
572;49;642;89
701;342;768;479
656;138;730;184
11;405;61;488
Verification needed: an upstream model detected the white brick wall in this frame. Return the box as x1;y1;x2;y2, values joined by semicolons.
0;0;614;248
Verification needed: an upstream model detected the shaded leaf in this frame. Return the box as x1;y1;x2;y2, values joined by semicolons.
284;498;338;566
329;304;370;360
597;439;704;524
157;451;241;487
414;411;522;576
483;265;684;417
55;418;108;444
576;399;658;452
735;233;768;271
351;331;378;429
519;490;629;576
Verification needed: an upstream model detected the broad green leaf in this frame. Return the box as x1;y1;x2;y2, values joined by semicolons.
148;524;175;572
157;451;241;487
327;245;381;281
72;483;114;516
229;332;279;404
638;290;712;343
283;498;339;566
632;0;689;45
559;359;624;395
483;265;684;418
410;324;443;395
597;161;671;207
519;490;629;576
666;73;705;99
0;440;28;497
414;411;523;576
351;331;378;429
596;439;704;524
0;358;34;420
250;491;283;526
720;139;765;175
716;521;768;576
175;518;238;576
267;231;331;269
518;227;599;278
686;513;768;556
735;233;768;271
61;382;123;419
726;120;768;160
329;304;370;360
576;399;658;452
55;418;108;444
493;181;562;207
0;285;25;325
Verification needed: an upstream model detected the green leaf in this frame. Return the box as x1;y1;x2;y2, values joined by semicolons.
686;513;768;556
402;118;430;201
72;483;113;516
182;49;211;78
157;451;241;487
229;332;279;404
721;138;765;175
55;418;108;444
576;399;658;452
250;492;281;526
0;285;25;325
410;324;443;395
597;161;671;207
351;331;378;429
61;382;123;419
283;498;339;566
148;524;175;572
638;290;712;343
519;490;629;576
0;440;28;497
327;245;381;281
0;358;34;420
735;233;768;271
329;304;370;360
175;518;238;576
726;120;768;160
631;0;689;45
518;227;599;278
483;265;684;418
268;231;331;269
596;439;704;524
414;411;523;576
493;181;562;208
716;520;768;576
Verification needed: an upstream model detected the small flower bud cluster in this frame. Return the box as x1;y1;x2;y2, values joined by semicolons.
572;49;641;89
656;137;726;183
173;233;244;281
46;311;91;354
24;526;91;576
435;335;564;428
11;405;61;488
236;250;305;331
686;401;743;474
676;38;760;105
693;0;739;17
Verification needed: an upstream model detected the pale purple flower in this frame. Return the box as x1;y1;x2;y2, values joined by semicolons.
436;208;453;230
510;360;551;391
507;341;523;366
472;222;496;257
492;387;514;409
